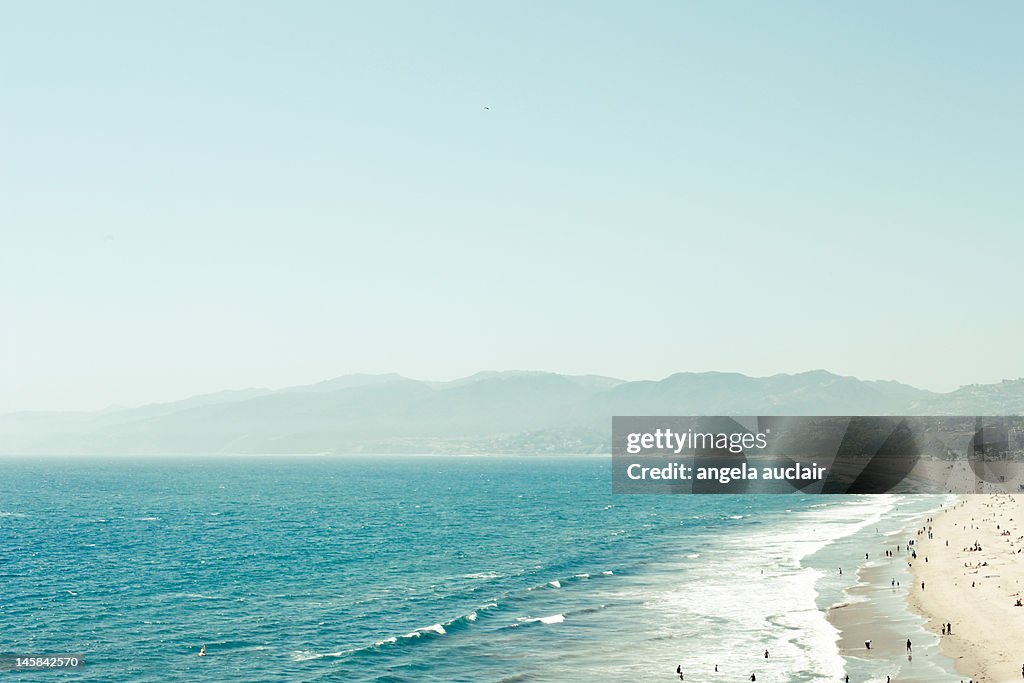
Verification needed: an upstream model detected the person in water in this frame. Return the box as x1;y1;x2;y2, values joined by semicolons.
906;638;912;652
198;644;207;657
764;649;769;658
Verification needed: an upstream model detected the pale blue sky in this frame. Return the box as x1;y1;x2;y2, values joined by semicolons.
2;1;1022;411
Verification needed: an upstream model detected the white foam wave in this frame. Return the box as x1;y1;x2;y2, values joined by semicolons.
643;498;902;681
519;614;566;625
462;571;503;580
292;650;323;662
538;614;565;624
399;623;448;638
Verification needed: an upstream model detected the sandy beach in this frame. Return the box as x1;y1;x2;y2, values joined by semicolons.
909;494;1024;682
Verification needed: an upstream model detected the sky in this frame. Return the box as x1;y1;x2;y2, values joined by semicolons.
2;1;1023;412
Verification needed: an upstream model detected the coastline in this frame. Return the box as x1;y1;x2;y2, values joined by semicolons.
821;496;958;682
908;494;1024;682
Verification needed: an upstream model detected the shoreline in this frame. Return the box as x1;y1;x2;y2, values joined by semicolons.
823;496;957;682
908;494;1024;682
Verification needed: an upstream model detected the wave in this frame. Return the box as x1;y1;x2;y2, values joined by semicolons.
519;614;565;625
527;569;615;592
292;601;503;662
403;623;445;638
290;565;621;665
461;571;504;580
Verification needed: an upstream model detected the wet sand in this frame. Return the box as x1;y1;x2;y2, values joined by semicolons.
828;549;950;682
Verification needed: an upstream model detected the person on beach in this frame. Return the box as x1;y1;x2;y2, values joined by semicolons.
865;639;871;649
947;621;951;634
942;624;946;635
906;638;912;652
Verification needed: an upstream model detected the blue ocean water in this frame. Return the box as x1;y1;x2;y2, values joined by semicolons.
0;457;953;682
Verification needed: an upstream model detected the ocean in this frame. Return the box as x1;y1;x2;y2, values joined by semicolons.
0;456;959;682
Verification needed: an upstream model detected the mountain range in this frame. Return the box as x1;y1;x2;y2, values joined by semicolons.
2;370;1023;455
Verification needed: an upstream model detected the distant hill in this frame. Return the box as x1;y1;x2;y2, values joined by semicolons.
913;379;1024;415
0;370;1020;455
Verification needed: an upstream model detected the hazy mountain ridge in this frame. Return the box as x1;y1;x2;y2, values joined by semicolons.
1;370;1020;455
